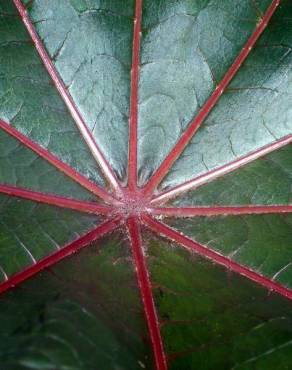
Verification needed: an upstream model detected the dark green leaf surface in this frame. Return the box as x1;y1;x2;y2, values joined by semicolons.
165;143;292;289
171;144;292;206
146;231;292;370
24;0;134;181
0;194;101;281
164;214;292;288
0;1;104;186
161;0;292;189
0;230;151;369
0;129;97;201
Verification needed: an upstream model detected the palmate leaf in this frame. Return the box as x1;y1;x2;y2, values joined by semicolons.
0;0;291;370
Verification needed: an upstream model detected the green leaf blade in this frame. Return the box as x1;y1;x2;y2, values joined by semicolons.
145;230;292;370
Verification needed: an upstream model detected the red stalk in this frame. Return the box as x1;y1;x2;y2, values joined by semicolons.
151;136;292;205
13;0;122;193
143;0;281;196
0;184;113;215
128;0;143;191
143;215;292;301
0;118;117;204
126;217;167;370
0;217;122;295
153;205;292;217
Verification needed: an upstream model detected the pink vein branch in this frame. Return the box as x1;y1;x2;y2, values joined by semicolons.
0;119;117;204
0;184;113;215
128;0;142;191
13;0;121;193
152;135;292;205
152;205;292;217
143;215;292;301
126;217;167;370
143;0;280;196
0;216;122;295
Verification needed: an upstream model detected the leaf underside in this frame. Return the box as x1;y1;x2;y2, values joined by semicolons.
0;1;291;370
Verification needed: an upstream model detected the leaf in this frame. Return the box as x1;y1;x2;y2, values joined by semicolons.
0;194;101;279
0;1;105;186
170;145;292;206
145;230;292;370
0;129;97;200
0;1;291;370
0;231;151;369
138;0;273;184
159;0;292;190
23;0;134;180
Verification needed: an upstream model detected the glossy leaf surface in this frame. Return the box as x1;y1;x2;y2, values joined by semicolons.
24;0;134;181
0;1;105;186
0;1;291;370
0;129;97;200
161;0;292;189
170;145;292;206
138;0;272;184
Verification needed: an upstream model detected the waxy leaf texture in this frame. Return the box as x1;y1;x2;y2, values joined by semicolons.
0;0;291;369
